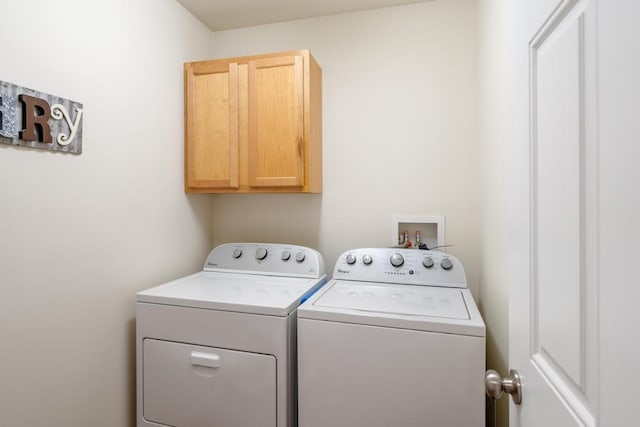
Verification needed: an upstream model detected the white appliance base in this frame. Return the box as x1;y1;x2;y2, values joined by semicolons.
298;318;485;427
137;303;296;427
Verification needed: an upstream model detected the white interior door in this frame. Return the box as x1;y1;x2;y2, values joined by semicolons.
507;0;640;425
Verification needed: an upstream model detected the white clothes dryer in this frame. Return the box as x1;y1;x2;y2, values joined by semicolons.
136;243;326;427
297;248;485;427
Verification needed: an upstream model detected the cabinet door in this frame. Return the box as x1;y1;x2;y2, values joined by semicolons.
248;55;304;187
185;61;239;189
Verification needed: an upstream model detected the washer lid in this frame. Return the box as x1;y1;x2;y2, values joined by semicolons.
313;281;469;320
137;271;327;316
299;280;485;337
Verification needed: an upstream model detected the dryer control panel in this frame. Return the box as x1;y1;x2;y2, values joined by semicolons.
333;248;467;288
203;243;326;279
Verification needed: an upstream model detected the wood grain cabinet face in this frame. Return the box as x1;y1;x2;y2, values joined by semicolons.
184;50;322;193
185;62;239;189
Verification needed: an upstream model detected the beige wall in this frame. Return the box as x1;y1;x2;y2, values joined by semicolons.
0;1;213;426
0;1;511;426
208;0;483;296
477;0;509;426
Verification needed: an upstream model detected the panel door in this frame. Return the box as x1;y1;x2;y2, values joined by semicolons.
142;339;276;427
508;0;640;425
247;55;304;187
185;61;239;190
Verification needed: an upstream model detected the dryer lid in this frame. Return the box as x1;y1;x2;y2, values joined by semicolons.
312;280;469;320
137;271;327;316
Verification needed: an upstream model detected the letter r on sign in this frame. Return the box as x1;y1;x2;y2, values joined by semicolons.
19;94;52;143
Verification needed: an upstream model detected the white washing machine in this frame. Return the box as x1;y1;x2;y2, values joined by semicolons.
297;248;485;427
136;243;326;427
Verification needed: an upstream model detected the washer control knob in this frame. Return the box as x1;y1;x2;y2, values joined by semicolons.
422;257;434;268
362;254;373;265
295;251;306;263
232;248;243;259
390;253;404;267
281;250;291;261
441;258;453;270
256;247;268;260
346;254;357;265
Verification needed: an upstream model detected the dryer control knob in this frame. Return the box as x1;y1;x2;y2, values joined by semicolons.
256;247;268;260
422;257;434;268
232;248;243;259
390;253;404;267
281;250;291;261
346;254;357;265
441;258;453;270
362;254;373;265
295;251;306;263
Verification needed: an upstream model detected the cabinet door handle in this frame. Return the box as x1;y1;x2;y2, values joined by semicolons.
190;351;221;368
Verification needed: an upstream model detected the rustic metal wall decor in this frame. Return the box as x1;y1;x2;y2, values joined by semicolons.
0;80;83;154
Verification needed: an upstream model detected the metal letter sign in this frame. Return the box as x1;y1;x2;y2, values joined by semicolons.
0;80;83;154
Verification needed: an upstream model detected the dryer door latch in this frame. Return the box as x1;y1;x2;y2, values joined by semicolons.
191;351;221;368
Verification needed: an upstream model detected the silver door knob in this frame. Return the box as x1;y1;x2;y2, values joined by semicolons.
485;369;522;404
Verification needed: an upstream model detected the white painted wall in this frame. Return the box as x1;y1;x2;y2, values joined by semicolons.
0;1;212;426
208;0;483;296
477;0;508;426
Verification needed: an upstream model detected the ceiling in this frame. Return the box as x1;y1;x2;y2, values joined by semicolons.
176;0;431;31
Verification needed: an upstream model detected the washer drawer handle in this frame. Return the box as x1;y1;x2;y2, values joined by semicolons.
190;351;221;368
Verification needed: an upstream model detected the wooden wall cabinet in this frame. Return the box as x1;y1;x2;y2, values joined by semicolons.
184;50;322;193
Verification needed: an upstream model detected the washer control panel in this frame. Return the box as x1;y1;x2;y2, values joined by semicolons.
333;248;467;288
203;243;326;279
